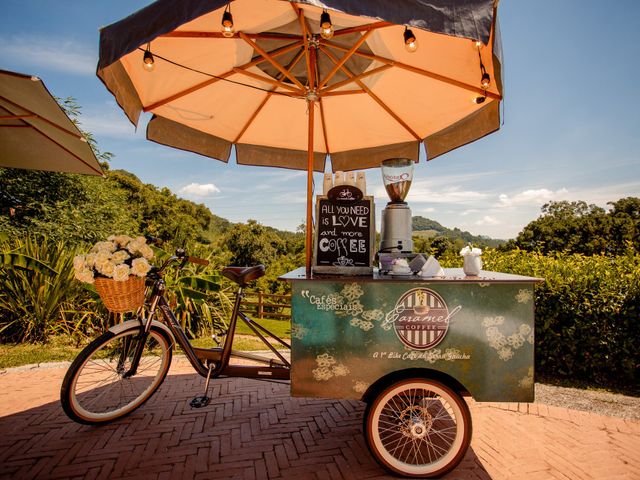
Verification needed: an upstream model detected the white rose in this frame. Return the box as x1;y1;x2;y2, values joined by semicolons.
112;250;130;265
131;257;151;277
91;241;116;254
73;255;86;271
126;240;142;255
139;244;154;260
84;253;96;269
97;260;116;278
113;263;131;281
74;268;95;284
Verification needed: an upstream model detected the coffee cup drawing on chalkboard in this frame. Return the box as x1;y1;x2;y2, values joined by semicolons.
333;256;355;267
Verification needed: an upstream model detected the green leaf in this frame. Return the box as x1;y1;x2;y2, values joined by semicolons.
0;253;58;275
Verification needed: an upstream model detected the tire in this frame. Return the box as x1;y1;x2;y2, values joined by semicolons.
61;326;173;425
364;378;472;478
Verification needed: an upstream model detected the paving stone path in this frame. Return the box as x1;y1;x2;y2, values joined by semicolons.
0;359;638;479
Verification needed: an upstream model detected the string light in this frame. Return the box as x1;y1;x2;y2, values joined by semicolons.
143;43;154;71
221;4;234;37
320;10;334;39
473;95;486;104
403;27;418;53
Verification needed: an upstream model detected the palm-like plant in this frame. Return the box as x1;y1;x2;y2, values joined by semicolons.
0;235;94;342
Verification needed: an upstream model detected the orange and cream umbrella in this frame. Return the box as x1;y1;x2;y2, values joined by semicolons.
98;0;503;271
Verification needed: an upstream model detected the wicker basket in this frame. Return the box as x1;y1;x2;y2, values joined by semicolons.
94;276;146;313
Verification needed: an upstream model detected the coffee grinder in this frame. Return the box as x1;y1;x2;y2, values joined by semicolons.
379;158;414;253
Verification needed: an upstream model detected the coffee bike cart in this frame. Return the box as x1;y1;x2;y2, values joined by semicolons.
280;267;540;477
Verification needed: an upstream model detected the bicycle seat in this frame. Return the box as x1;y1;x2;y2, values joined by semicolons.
222;265;265;286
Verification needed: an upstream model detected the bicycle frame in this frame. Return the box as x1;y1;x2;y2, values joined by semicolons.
130;276;291;381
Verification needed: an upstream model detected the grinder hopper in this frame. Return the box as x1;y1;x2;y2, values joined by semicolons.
380;158;414;253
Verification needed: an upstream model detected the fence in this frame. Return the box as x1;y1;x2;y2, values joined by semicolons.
241;292;291;321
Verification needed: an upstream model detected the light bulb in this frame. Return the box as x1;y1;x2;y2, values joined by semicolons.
222;10;234;37
143;48;154;72
320;10;333;39
321;26;334;39
481;72;491;88
473;95;486;104
404;28;418;53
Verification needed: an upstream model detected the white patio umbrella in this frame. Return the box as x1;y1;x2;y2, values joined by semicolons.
97;0;503;272
0;69;104;176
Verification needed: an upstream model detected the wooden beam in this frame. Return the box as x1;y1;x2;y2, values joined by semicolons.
318;30;372;89
143;41;302;112
323;41;502;100
322;89;366;96
233;94;271;144
239;33;305;90
0;95;85;140
321;64;392;93
0;114;37;120
162;31;302;41
292;3;313;91
305;45;317;276
318;97;330;154
331;21;393;36
232;68;302;93
319;46;421;141
234;49;306;144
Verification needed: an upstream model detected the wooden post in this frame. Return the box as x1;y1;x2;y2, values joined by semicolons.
258;291;264;319
305;41;317;277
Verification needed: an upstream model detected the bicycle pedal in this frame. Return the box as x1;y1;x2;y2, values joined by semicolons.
189;396;210;408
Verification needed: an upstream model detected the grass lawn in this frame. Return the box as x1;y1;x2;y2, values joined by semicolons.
0;317;291;369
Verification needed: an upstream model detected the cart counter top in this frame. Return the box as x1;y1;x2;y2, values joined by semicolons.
282;267;541;405
280;267;543;284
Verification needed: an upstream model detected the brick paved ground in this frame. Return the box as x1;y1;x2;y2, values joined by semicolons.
0;358;638;480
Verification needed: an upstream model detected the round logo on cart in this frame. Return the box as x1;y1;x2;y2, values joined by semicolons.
391;288;451;350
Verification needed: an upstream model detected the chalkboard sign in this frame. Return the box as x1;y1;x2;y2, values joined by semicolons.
313;189;375;275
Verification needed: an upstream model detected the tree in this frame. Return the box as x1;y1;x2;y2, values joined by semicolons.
223;220;287;267
508;198;640;255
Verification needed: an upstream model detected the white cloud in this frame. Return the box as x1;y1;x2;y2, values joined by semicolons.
422;207;436;213
0;35;96;75
498;188;569;207
475;215;500;226
178;183;221;197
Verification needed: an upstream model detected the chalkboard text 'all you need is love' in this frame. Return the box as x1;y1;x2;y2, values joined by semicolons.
315;199;373;268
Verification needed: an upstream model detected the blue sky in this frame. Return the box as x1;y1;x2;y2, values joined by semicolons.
2;1;639;239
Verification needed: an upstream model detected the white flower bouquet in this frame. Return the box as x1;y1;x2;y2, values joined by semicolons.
74;235;154;313
74;235;153;284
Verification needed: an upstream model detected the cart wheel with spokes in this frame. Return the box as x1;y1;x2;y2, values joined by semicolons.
364;378;472;478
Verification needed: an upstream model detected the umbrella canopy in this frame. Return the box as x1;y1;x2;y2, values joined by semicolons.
97;0;503;270
0;70;104;176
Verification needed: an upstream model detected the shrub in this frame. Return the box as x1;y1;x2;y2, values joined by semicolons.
482;249;640;392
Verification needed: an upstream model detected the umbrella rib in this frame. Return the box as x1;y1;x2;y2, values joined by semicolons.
0;114;37;120
318;98;330;154
142;41;303;112
323;41;502;100
332;22;393;36
231;68;302;94
292;3;312;89
318;30;373;90
22;122;103;176
234;49;306;144
322;89;366;96
0;95;86;140
162;31;302;41
321;64;393;93
319;46;421;141
239;33;306;90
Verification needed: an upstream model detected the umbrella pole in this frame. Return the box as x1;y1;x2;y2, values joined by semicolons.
305;99;315;277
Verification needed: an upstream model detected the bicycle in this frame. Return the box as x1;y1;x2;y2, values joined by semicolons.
60;246;290;425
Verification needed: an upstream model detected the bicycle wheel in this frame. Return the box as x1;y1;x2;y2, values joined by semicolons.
364;378;472;478
61;326;173;425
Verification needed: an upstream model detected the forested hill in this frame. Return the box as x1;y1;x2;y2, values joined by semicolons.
412;215;504;247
